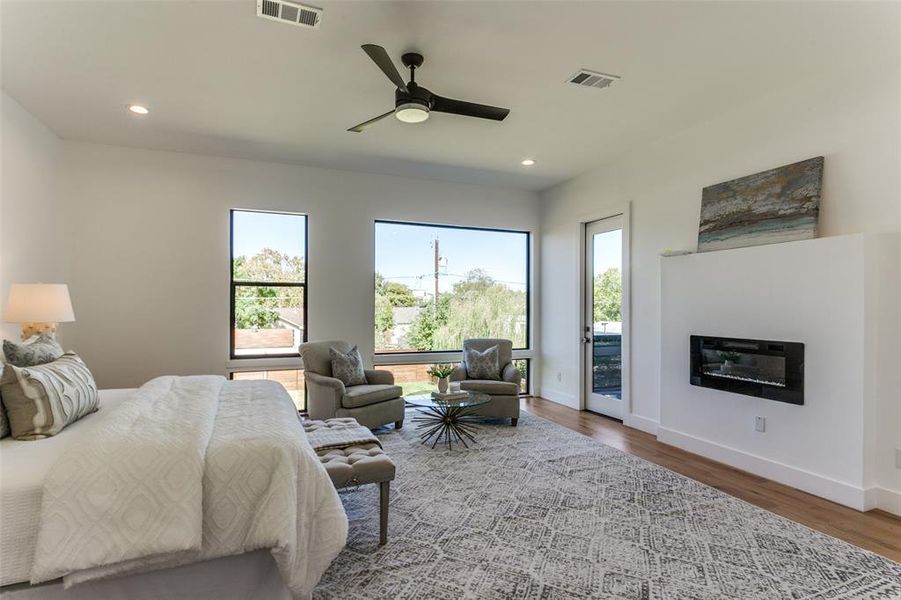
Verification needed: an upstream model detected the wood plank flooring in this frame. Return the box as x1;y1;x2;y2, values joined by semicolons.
522;396;901;562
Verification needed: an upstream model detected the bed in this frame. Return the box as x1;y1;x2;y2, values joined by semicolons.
0;378;348;599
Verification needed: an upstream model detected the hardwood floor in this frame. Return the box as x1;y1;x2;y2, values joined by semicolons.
521;396;901;562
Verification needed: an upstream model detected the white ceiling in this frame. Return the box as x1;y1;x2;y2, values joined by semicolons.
2;1;898;191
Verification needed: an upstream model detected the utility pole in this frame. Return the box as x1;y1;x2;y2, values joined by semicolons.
433;237;440;307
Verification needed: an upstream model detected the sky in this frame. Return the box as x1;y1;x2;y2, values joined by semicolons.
233;210;307;259
375;222;528;296
232;211;622;298
593;228;622;275
232;212;527;297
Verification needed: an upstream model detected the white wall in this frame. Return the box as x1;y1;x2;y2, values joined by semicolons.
658;235;877;510
0;92;66;342
539;67;900;509
56;142;538;389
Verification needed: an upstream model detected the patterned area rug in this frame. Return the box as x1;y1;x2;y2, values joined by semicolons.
313;410;901;599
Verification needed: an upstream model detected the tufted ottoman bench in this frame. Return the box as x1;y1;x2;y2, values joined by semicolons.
303;418;396;545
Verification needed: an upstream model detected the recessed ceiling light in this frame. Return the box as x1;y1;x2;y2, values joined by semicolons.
521;158;536;166
127;104;149;115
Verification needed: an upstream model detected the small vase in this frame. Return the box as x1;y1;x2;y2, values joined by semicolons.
438;377;449;393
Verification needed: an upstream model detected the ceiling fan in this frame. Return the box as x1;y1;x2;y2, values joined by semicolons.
348;44;510;133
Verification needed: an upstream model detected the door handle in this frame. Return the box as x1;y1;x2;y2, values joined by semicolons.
582;336;592;344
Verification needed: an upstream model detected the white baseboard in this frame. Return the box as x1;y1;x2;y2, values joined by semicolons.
657;426;870;511
873;486;901;516
624;413;658;435
537;386;578;409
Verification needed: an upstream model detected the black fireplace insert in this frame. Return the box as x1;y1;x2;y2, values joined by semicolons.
690;335;804;405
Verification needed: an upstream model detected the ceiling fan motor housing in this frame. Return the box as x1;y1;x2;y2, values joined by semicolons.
395;82;432;110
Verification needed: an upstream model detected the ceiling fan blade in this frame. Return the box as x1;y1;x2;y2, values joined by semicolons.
431;95;510;121
361;44;409;93
347;110;395;133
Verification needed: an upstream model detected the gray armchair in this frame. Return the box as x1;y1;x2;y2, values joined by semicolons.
299;340;404;430
450;338;521;426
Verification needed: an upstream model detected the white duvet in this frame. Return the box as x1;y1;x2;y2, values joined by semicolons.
29;376;348;599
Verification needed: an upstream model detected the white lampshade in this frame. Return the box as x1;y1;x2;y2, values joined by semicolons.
4;284;75;323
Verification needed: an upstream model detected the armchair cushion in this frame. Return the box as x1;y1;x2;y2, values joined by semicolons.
329;345;367;386
459;379;518;396
342;384;403;409
464;344;500;380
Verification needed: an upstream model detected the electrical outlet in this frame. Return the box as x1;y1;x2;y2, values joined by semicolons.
556;371;562;383
896;447;901;469
755;416;766;433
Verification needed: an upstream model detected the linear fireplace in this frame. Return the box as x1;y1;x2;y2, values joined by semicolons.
690;335;804;405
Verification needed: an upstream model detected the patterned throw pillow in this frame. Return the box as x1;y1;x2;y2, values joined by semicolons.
329;345;367;387
465;345;501;380
3;334;64;367
0;352;99;440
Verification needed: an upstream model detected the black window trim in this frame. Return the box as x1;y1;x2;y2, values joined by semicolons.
230;209;309;360
373;219;531;355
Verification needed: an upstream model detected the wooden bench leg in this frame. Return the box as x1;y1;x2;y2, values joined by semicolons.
379;481;390;545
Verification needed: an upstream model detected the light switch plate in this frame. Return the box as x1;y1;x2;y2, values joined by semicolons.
755;416;766;433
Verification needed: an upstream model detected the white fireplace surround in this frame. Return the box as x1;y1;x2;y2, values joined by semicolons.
659;233;900;514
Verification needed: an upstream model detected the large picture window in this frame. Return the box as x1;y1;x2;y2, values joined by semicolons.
374;221;529;354
230;210;307;358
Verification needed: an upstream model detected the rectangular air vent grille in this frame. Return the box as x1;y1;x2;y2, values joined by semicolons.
568;69;620;90
257;0;322;29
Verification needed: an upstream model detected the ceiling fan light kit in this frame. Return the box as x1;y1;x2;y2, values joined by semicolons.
348;45;510;133
395;102;429;123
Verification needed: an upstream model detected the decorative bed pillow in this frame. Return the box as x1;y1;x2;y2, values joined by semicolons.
465;345;501;380
329;345;367;387
0;352;99;440
0;401;9;438
3;334;64;367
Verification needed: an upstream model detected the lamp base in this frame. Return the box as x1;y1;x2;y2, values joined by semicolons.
20;322;58;341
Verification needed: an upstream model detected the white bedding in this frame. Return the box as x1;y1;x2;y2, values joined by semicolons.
0;389;135;587
2;378;348;598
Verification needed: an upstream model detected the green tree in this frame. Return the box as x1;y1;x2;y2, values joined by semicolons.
593;267;622;322
433;272;526;350
375;273;417;307
374;292;394;343
407;296;450;351
233;248;305;329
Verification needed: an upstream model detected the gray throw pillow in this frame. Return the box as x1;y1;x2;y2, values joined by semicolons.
465;345;501;380
0;352;99;440
329;345;367;387
3;334;64;367
0;401;9;439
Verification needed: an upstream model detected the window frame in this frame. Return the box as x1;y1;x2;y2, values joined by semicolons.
373;219;532;356
229;209;309;360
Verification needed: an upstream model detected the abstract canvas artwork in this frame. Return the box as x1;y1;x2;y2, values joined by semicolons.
697;156;823;252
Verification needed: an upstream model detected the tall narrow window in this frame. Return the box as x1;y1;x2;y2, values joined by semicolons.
230;210;307;358
374;221;530;354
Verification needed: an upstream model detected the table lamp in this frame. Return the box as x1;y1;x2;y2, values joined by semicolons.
3;284;75;340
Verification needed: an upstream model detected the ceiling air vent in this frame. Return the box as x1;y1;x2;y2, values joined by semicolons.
256;0;322;29
568;69;620;90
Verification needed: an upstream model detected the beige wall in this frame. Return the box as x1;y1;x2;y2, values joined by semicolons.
55;142;539;389
0;93;66;342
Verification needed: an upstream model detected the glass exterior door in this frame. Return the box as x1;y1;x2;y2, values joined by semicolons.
585;216;624;419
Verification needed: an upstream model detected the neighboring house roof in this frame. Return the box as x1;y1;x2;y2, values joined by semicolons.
393;306;421;326
276;307;305;330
